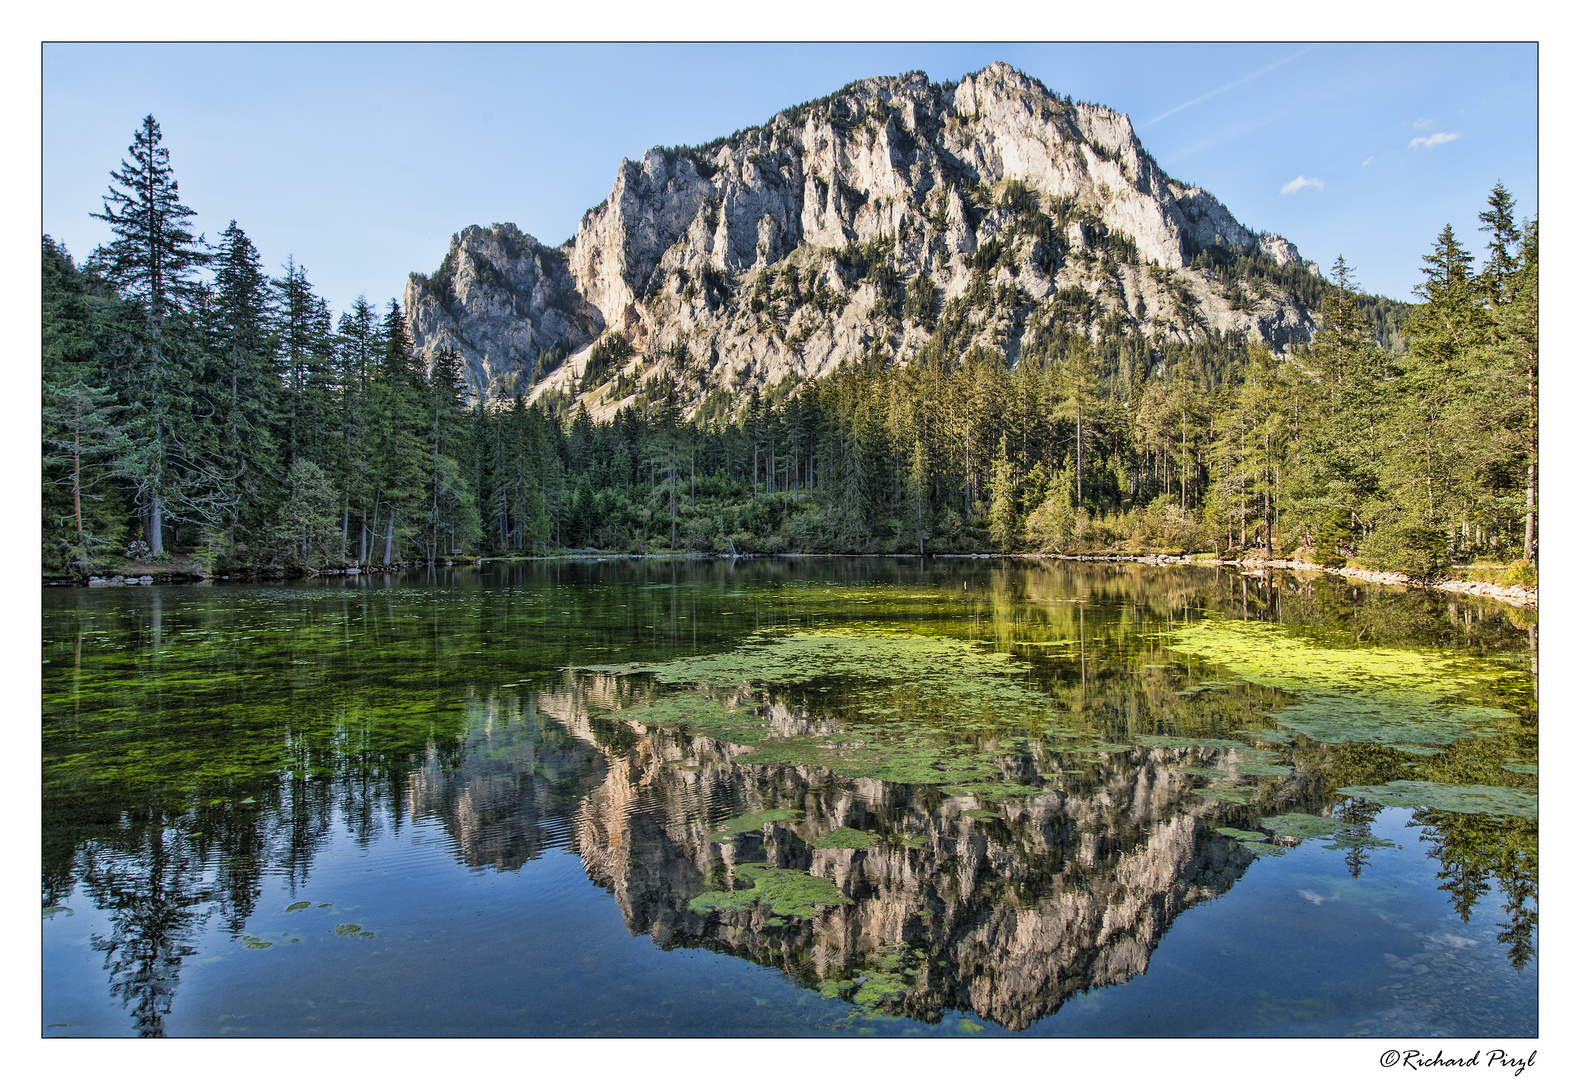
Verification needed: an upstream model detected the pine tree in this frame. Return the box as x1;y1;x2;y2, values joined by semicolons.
1477;182;1521;306
43;380;131;574
368;300;429;563
205;220;281;549
425;347;479;561
42;238;134;574
336;297;380;560
274;257;336;468
1486;217;1538;559
1377;226;1484;575
1057;337;1100;508
988;432;1021;549
1285;257;1388;562
90;115;214;555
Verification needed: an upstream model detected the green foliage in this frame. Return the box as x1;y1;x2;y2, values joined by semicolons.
581;331;633;388
1501;559;1536;588
275;459;340;563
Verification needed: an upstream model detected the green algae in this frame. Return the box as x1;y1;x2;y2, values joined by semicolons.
710;808;801;843
687;863;851;919
1238;765;1292;777
285;901;311;913
646;629;1049;721
1206;786;1258;805
813;827;878;849
1168;619;1516;749
736;735;1008;788
1259;814;1337;841
334;924;363;936
1215;826;1271;842
608;690;760;744
1238;840;1289;858
1338;781;1537;819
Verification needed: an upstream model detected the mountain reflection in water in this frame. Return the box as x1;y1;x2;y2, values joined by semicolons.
549;675;1258;1030
41;560;1536;1036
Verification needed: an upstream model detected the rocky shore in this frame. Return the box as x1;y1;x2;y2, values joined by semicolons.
1004;551;1537;609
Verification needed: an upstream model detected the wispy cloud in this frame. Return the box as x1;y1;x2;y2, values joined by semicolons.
1281;175;1324;195
1141;48;1312;128
1409;131;1461;150
1413;117;1436;130
1361;156;1375;167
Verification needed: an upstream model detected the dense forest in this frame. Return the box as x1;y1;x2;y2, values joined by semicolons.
43;116;1537;582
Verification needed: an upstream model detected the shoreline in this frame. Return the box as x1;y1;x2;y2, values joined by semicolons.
52;549;1537;609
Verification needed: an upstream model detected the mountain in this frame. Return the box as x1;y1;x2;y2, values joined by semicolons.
405;61;1322;419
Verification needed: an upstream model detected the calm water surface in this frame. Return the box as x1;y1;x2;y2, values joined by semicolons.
41;558;1537;1037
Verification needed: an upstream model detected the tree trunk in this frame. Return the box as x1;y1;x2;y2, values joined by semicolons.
1525;358;1536;559
71;401;83;540
150;496;164;557
1075;407;1084;507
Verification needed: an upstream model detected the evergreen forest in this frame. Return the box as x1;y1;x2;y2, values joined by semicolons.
43;116;1538;582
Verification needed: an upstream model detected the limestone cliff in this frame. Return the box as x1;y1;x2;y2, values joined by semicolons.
407;62;1320;419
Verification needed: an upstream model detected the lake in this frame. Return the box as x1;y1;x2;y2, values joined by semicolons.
41;557;1537;1037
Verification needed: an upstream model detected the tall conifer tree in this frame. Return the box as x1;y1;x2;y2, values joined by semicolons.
91;115;212;554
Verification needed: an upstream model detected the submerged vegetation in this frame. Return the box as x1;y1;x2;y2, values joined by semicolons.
43;559;1535;1035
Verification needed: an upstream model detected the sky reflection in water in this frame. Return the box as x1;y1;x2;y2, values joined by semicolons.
41;558;1536;1037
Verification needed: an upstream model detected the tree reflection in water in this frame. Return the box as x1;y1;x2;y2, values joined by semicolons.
41;562;1536;1034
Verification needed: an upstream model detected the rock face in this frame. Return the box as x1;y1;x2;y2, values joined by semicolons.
405;224;602;400
407;62;1320;417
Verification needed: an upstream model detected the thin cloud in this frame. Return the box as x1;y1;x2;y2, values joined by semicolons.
1361;156;1375;167
1409;131;1461;149
1413;117;1436;130
1280;175;1324;195
1141;48;1312;128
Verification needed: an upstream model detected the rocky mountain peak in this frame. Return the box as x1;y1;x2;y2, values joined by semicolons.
407;62;1320;417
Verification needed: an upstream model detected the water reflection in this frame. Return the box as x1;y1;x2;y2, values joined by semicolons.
547;676;1260;1029
41;560;1536;1035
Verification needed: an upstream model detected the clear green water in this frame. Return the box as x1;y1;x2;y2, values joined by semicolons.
41;558;1537;1037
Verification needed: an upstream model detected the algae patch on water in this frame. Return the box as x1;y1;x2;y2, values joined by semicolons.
1168;619;1515;749
647;629;1049;720
711;808;802;842
687;863;851;919
1338;781;1537;819
813;827;878;849
607;690;761;744
597;629;1101;789
1259;813;1337;841
1215;826;1271;843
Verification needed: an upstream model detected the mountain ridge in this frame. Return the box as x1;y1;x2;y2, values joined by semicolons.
405;61;1323;418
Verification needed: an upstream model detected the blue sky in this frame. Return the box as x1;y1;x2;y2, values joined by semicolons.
43;42;1535;318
